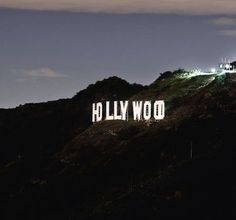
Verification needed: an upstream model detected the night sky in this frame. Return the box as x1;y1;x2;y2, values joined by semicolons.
1;1;236;108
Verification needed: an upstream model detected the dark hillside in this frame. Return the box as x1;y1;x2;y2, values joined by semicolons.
0;72;234;219
0;76;145;166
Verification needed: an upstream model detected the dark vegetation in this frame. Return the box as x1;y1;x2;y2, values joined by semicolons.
0;72;235;219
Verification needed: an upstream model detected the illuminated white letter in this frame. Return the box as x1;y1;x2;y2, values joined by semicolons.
143;101;151;120
154;101;165;120
114;101;122;120
120;101;129;120
106;101;114;120
133;101;143;121
92;102;103;122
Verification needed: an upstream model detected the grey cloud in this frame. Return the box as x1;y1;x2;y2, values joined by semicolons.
24;68;67;78
1;0;236;15
218;29;236;37
210;17;236;25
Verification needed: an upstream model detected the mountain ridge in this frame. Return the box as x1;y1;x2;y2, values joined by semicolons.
0;71;234;219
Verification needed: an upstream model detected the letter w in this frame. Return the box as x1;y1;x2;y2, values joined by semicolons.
132;101;143;121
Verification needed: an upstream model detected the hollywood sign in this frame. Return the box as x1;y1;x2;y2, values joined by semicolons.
92;100;165;122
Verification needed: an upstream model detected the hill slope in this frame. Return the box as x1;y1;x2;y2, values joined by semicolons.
0;72;235;219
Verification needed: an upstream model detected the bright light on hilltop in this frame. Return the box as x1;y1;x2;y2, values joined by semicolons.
225;64;231;69
182;59;236;78
211;68;216;73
